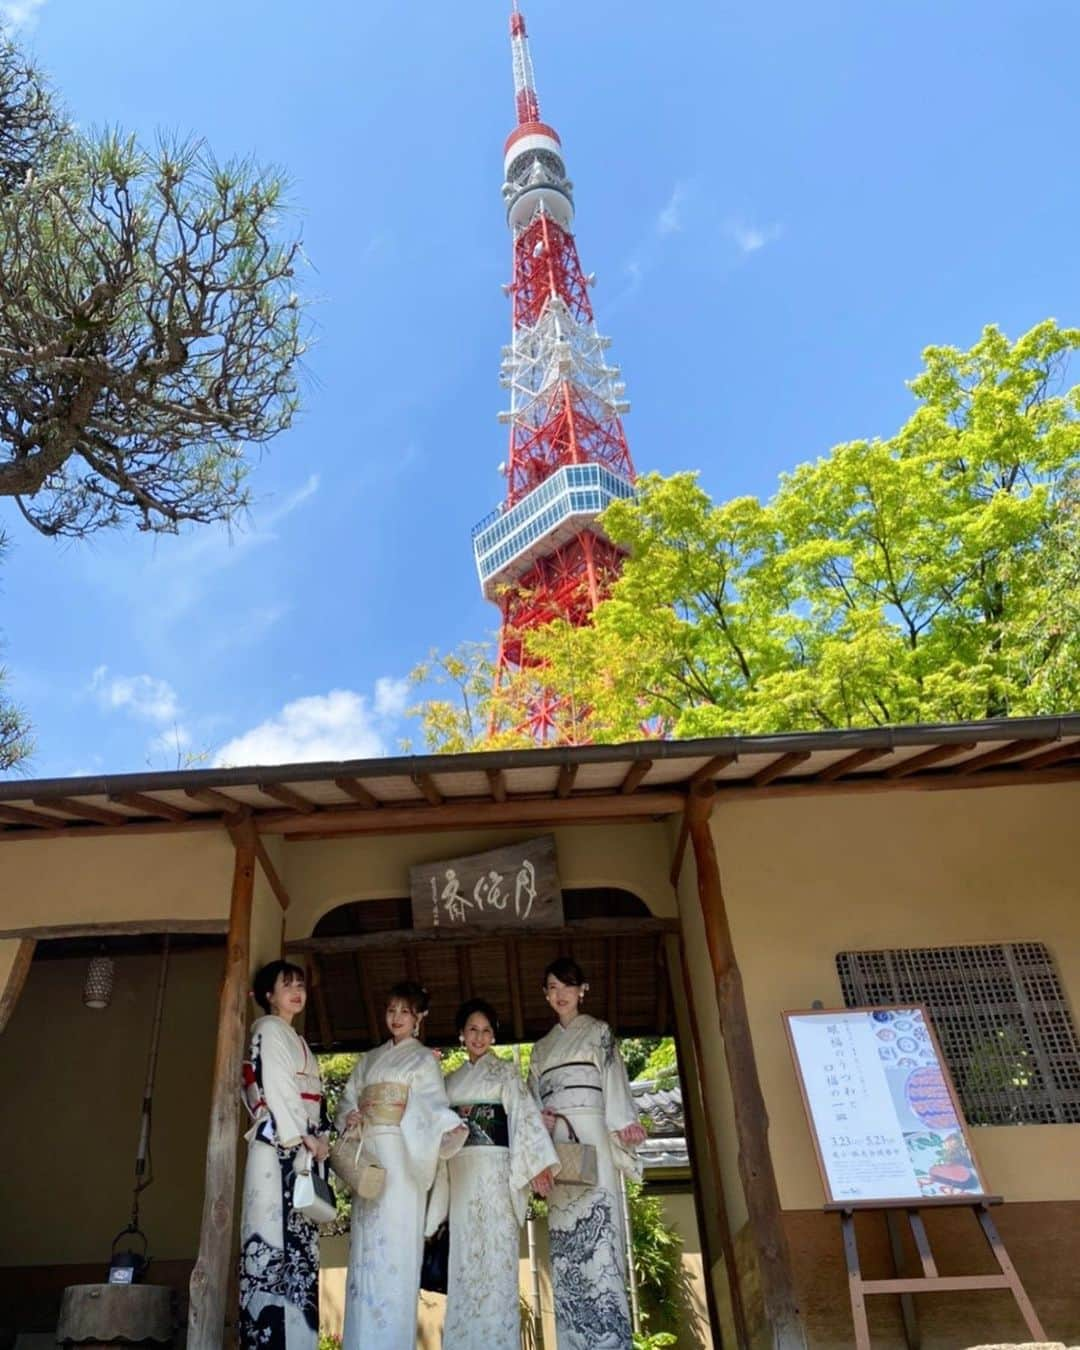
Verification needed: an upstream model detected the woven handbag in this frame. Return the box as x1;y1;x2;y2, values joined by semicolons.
551;1113;598;1187
329;1128;386;1200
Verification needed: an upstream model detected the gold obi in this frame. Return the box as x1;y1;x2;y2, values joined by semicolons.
359;1081;408;1126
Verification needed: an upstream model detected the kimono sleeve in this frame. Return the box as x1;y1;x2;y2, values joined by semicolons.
505;1069;561;1227
599;1020;643;1181
400;1048;466;1193
244;1018;310;1150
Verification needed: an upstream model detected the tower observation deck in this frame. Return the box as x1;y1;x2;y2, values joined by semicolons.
472;4;638;741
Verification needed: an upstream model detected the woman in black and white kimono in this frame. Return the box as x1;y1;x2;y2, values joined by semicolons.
239;960;329;1349
529;957;646;1350
429;998;559;1350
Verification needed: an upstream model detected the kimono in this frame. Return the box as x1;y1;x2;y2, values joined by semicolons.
239;1014;326;1350
335;1036;465;1350
529;1013;642;1350
428;1052;561;1350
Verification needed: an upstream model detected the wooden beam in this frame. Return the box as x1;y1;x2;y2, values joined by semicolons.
813;747;891;783
0;803;64;829
254;839;290;912
1010;738;1080;771
654;937;670;1037
0;918;226;942
414;773;444;806
505;938;525;1042
456;945;474;1003
556;763;578;798
356;952;381;1045
751;751;812;788
259;783;316;814
185;786;247;815
308;954;333;1048
689;753;737;787
486;768;507;803
619;759;653;795
711;760;1080;802
885;743;977;778
686;786;807;1349
667;932;749;1348
32;796;130;826
188;820;256;1349
946;738;1056;775
333;776;381;808
288;917;680;956
268;789;685;839
109;791;191;823
0;939;35;1035
606;935;619;1027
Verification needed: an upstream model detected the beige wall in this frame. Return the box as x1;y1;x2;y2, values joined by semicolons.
708;780;1080;1211
0;946;220;1266
0;830;234;932
280;821;676;939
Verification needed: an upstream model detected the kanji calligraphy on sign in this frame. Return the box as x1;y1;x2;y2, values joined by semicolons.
784;1006;988;1207
410;835;564;932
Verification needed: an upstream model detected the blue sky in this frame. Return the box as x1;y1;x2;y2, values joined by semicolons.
2;0;1078;777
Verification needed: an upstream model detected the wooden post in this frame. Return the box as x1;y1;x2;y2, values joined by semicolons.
686;785;807;1349
188;822;256;1348
0;938;35;1034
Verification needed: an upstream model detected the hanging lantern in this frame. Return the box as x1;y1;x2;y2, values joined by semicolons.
84;954;115;1009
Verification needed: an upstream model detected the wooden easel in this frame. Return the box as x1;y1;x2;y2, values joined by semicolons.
831;1196;1047;1350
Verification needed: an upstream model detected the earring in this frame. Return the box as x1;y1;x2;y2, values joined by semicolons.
459;1035;465;1045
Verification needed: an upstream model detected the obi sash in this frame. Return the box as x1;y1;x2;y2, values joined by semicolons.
454;1101;510;1148
359;1081;408;1126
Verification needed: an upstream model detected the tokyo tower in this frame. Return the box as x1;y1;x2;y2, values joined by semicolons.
471;2;639;742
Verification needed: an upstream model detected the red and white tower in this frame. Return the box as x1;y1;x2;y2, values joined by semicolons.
472;2;639;741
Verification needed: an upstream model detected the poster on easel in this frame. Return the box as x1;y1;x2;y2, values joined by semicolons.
783;1006;989;1206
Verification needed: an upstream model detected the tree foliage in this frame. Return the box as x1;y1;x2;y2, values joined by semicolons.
0;37;306;538
524;320;1080;738
0;33;309;769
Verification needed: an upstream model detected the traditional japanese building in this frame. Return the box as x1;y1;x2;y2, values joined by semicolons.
1;714;1079;1347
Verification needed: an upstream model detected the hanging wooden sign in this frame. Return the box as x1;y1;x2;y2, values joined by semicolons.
410;835;564;932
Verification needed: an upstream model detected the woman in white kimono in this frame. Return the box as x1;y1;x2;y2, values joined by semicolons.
336;981;466;1350
529;958;646;1350
239;960;329;1349
430;998;560;1350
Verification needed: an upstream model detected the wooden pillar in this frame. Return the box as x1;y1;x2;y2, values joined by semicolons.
188;823;256;1348
686;785;807;1350
0;938;35;1034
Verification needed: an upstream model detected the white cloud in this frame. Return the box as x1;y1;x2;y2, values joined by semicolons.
91;666;181;723
657;182;691;236
215;683;408;767
149;724;192;754
0;0;47;30
725;218;784;254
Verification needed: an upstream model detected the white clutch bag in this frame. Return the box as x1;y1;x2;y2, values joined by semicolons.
293;1152;337;1225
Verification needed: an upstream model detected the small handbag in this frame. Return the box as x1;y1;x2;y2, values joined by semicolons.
293;1152;337;1225
420;1222;450;1295
329;1129;386;1200
550;1113;598;1187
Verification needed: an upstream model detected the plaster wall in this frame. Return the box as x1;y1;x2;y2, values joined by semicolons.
0;946;220;1267
0;830;234;931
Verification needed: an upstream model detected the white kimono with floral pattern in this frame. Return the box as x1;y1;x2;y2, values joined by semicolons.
239;1015;325;1350
336;1037;465;1350
427;1052;560;1350
529;1014;642;1350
